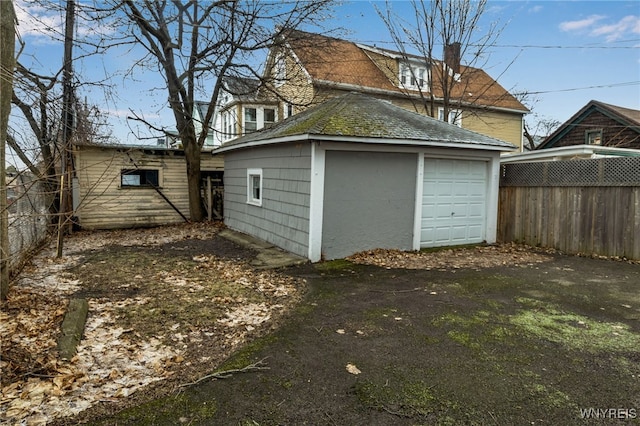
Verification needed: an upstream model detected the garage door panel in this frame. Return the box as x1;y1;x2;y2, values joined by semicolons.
421;158;487;247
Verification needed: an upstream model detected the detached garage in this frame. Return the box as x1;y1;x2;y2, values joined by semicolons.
214;92;515;261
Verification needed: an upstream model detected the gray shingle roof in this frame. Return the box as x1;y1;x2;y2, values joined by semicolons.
215;92;516;153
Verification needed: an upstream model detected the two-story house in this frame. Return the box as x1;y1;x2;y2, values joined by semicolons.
213;30;527;149
212;76;279;146
278;30;528;147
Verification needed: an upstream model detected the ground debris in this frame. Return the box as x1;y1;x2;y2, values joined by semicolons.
1;223;303;425
347;243;554;270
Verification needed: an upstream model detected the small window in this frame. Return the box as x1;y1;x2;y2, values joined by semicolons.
274;54;286;86
285;103;294;118
586;129;603;145
264;108;276;126
247;168;262;206
121;169;159;187
400;64;409;86
438;108;462;127
244;108;257;133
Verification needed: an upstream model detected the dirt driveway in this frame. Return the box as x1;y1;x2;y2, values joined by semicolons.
89;242;640;425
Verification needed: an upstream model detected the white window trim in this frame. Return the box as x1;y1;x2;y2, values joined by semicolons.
274;54;286;87
242;106;278;134
247;168;263;206
399;62;428;91
438;107;462;127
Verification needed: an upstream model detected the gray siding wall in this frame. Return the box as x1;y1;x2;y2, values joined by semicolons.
223;143;312;257
322;150;417;259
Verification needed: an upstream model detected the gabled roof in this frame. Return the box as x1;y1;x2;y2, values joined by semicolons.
222;76;262;102
283;30;528;113
538;100;640;149
214;92;516;154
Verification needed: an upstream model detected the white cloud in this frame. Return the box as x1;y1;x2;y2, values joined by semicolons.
14;0;117;45
560;14;640;42
14;0;65;43
528;5;543;14
591;15;640;41
559;15;606;32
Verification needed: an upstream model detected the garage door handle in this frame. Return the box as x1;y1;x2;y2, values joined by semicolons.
451;212;455;216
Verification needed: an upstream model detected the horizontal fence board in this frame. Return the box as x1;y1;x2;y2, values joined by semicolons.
499;157;640;260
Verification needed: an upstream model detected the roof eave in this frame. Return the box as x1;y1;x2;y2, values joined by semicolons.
313;80;528;114
213;133;516;155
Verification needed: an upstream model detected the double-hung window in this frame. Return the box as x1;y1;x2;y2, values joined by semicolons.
247;168;263;206
264;108;276;127
244;108;257;133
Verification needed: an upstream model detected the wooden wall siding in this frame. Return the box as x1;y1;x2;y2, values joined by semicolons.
222;143;312;258
74;147;223;230
498;158;640;260
550;110;640;149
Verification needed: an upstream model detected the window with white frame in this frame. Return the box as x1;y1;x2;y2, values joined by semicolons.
222;110;237;141
399;62;428;90
284;103;294;119
244;107;257;133
264;108;276;127
243;106;277;134
247;168;263;206
274;54;286;86
438;107;462;127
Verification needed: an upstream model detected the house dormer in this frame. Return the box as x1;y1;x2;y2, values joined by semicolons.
398;60;429;91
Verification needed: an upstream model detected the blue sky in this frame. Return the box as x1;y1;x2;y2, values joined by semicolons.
9;0;640;153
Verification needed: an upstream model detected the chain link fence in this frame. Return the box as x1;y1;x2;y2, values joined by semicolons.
7;174;52;275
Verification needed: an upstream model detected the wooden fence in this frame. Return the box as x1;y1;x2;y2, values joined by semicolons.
498;157;640;260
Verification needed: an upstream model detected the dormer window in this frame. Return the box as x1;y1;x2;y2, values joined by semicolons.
399;62;428;90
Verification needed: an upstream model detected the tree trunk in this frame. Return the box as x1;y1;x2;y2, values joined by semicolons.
1;0;15;299
182;126;204;222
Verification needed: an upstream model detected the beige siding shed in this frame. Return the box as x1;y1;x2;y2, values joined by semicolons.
73;144;223;229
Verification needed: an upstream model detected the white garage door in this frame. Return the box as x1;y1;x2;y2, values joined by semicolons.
421;158;487;247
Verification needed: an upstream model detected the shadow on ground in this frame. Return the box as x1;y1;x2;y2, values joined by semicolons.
94;252;640;425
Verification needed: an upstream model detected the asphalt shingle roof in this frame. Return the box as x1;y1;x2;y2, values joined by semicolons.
215;92;516;153
285;30;528;113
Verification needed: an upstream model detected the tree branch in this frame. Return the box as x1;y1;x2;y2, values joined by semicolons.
178;358;270;388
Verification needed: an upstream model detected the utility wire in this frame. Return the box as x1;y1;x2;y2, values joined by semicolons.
513;81;640;96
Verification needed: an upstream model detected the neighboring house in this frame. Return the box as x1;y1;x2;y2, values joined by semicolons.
537;100;640;150
165;101;218;150
213;92;516;262
253;29;529;149
212;76;279;146
502;144;640;164
73;143;223;229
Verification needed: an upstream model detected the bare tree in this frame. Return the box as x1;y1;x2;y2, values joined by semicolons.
523;117;561;150
115;0;334;221
1;0;16;299
376;0;505;122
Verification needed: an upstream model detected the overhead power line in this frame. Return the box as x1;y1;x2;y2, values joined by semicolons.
513;81;640;96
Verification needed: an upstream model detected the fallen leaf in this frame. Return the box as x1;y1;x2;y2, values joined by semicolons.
346;363;361;375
